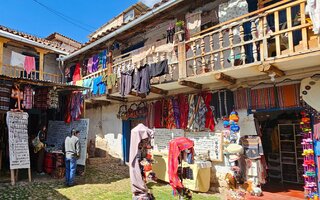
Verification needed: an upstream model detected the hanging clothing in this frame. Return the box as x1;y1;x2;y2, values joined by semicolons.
218;0;248;23
87;57;93;74
92;55;99;72
146;102;155;128
92;76;106;95
148;59;169;78
70;92;83;121
166;98;176;129
75;80;83;87
104;73;117;90
211;90;234;119
250;87;276;110
120;69;134;96
72;63;81;84
194;95;207;131
48;89;59;109
10;51;25;69
277;83;300;108
162;99;169;128
134;65;151;94
239;136;264;159
154;100;163;128
203;93;215;131
185;11;202;36
233;88;249;110
64;94;72;124
168;137;194;194
34;88;49;110
23;86;33;110
178;94;189;130
24;56;35;75
306;0;320;34
187;94;197;130
167;26;175;43
129;124;154;199
172;98;180;129
82;78;93;95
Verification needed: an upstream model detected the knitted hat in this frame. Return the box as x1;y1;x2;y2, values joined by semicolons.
226;144;243;154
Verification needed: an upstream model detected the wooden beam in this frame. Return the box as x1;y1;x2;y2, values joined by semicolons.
258;64;285;77
178;80;202;90
150;86;168;95
106;95;127;102
35;48;50;81
214;73;236;84
129;91;146;98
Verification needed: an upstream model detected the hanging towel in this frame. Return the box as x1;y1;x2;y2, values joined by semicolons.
24;56;35;75
10;51;25;69
72;63;81;84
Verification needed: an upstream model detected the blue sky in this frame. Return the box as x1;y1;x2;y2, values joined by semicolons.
0;0;160;43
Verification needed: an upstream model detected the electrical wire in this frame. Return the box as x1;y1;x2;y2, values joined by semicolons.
31;0;95;33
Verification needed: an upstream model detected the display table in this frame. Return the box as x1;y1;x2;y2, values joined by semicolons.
152;153;212;192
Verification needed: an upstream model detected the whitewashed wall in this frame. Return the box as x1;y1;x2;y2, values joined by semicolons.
86;104;123;159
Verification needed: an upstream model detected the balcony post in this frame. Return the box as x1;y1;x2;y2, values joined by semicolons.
35;48;49;81
178;41;186;79
0;38;10;75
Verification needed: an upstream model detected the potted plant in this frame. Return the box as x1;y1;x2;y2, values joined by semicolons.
175;20;185;42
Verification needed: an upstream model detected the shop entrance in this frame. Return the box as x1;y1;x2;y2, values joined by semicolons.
255;109;304;199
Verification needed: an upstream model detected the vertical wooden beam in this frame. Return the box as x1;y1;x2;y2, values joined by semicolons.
35;48;47;80
178;42;186;79
300;2;308;50
274;11;281;56
0;38;10;75
286;7;294;53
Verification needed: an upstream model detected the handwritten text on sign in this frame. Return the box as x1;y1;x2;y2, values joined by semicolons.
7;111;30;169
47;119;89;166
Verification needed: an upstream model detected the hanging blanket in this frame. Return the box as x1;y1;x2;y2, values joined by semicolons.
168;137;194;194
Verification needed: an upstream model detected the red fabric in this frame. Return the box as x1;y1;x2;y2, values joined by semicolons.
153;100;163;128
64;95;71;124
166;99;176;129
72;63;81;84
178;95;189;129
203;93;215;131
168;137;194;193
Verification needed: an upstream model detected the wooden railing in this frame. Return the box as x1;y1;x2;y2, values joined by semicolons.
0;64;62;83
185;0;319;77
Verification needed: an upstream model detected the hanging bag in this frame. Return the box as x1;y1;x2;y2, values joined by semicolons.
32;131;44;153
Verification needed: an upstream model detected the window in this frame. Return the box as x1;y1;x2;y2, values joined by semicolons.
123;9;135;23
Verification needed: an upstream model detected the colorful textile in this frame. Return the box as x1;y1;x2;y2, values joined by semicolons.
194;96;207;131
277;84;300;108
162;99;169;128
92;55;99;72
24;56;35;75
203;93;215;131
48;89;59;109
98;50;107;70
146;102;155;128
178;94;189;129
187;94;196;130
23;86;33;109
120;69;134;96
92;76;106;95
87;57;93;74
154;100;163;128
250;87;276;110
239;136;264;159
70;92;83;121
72;63;81;84
166;98;176;129
129;124;153;198
34;88;49;110
172;98;180;129
233;88;249;110
75;80;83;87
10;51;25;69
82;78;92;95
64;94;72;123
168;137;194;193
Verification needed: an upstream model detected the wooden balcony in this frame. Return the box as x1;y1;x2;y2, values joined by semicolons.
0;64;62;83
83;0;320;102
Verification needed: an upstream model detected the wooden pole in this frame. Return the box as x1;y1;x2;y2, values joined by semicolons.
10;169;15;185
28;168;32;182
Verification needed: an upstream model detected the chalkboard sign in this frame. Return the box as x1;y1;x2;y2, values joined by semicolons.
47;119;89;166
153;129;184;151
6;111;30;169
186;132;223;162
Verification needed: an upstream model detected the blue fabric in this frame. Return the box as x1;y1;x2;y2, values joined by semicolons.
65;157;77;186
83;78;92;95
122;120;131;163
92;76;106;95
102;50;107;69
315;141;320;156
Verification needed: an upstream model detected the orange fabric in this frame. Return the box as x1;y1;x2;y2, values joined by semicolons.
282;85;297;107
